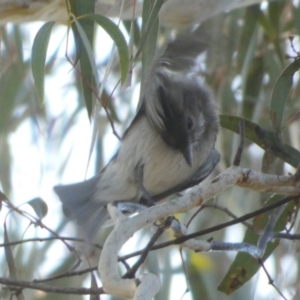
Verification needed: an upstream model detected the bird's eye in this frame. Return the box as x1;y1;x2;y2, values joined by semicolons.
187;117;193;130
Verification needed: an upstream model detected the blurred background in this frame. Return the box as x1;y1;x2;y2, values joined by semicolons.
1;0;300;299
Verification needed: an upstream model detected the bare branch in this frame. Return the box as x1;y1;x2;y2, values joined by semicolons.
235;169;300;194
172;195;296;246
273;233;300;240
0;277;103;295
201;203;254;230
233;119;245;166
257;205;286;255
0;236;102;249
210;241;262;257
33;267;97;283
98;166;300;299
259;260;288;300
124;217;173;278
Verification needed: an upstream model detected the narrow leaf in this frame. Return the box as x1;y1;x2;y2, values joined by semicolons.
138;0;164;107
86;14;130;84
74;19;100;87
4;224;18;279
237;5;260;71
220;114;300;168
4;224;25;299
218;230;278;294
137;0;164;61
0;64;23;133
270;58;300;145
123;20;141;48
218;195;299;294
0;190;9;211
73;18;99;120
69;0;96;119
31;21;55;103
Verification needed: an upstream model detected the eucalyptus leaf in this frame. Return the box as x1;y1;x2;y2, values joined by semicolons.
220;114;300;167
69;0;96;119
4;224;16;277
31;21;56;104
269;58;300;145
218;195;299;294
86;14;130;84
138;0;163;107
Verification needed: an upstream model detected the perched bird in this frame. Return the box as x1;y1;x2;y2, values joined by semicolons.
54;34;220;239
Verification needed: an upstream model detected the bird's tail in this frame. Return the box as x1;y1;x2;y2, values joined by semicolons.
54;175;109;239
157;33;209;72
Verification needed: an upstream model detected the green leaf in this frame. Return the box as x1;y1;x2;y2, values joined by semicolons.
220;114;300;168
0;64;22;134
4;224;18;280
269;58;300;145
268;1;286;34
218;195;298;294
137;0;164;107
74;19;99;86
27;197;48;220
237;5;260;72
86;14;130;85
243;55;264;119
74;19;99;120
0;190;8;201
31;21;56;104
0;140;11;195
218;230;278;294
261;150;277;174
138;0;164;60
258;11;277;41
123;20;141;48
69;0;96;120
235;6;264;120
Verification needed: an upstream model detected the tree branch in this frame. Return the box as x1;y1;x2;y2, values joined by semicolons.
98;166;300;299
0;277;103;295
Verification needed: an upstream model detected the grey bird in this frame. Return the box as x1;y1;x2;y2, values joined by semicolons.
54;34;220;239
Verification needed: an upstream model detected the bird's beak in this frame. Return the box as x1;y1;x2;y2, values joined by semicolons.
182;144;193;166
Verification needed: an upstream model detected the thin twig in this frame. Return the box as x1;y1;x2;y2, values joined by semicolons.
4;202;77;256
185;206;204;228
3;198;300;291
162;196;298;247
104;80;122;140
123;217;173;278
201;203;254;230
233;119;245;166
259;259;288;300
0;277;104;295
120;196;299;259
65;34;122;141
178;248;190;300
33;267;97;283
257;205;286;254
135;162;156;206
0;236;102;249
273;233;300;240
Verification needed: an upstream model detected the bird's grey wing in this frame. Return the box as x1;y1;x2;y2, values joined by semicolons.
53;174;109;239
150;149;220;202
